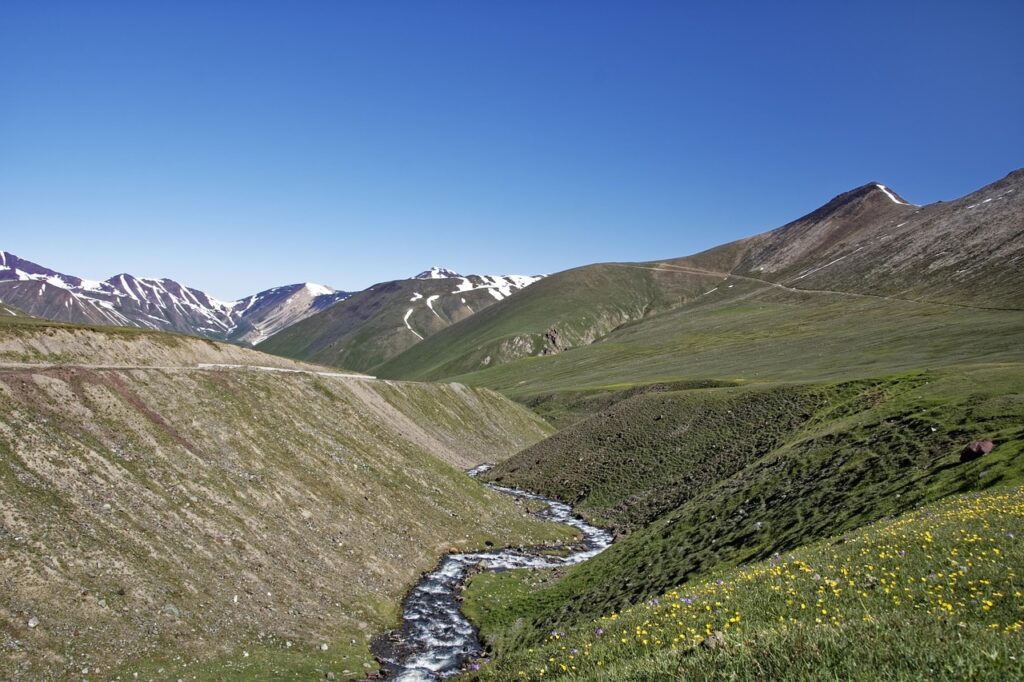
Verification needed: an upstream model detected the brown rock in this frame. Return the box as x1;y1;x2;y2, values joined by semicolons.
960;439;994;462
542;327;564;355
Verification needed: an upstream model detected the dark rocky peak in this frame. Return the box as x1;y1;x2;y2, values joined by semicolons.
0;250;93;288
792;182;914;227
1;250;64;278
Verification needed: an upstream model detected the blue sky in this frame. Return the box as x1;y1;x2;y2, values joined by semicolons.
1;1;1022;299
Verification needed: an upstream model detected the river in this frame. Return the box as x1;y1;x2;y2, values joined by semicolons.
373;464;613;681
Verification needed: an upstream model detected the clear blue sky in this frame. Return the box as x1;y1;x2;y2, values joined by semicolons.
2;1;1022;299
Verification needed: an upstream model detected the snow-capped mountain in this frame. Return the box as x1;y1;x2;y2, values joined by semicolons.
0;250;542;356
0;250;349;344
255;267;545;371
228;282;350;345
415;266;463;279
446;273;544;301
412;266;544;301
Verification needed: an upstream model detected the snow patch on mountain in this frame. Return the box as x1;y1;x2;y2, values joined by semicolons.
425;295;442;319
875;184;916;206
0;250;348;345
403;308;423;339
451;274;544;299
415;266;463;280
303;282;334;297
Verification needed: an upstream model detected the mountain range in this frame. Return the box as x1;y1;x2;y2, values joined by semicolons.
4;171;1021;379
0;251;351;344
372;171;1024;383
4;171;1021;385
255;269;543;371
0;253;542;349
2;168;1022;680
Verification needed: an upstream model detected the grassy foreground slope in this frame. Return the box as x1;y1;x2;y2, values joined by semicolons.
489;370;1024;533
0;323;564;680
468;365;1024;661
468;485;1024;680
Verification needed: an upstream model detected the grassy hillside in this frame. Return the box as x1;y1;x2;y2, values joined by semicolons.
0;324;565;680
438;172;1020;679
257;276;538;373
438;288;1024;398
378;171;1024;386
724;170;1024;308
520;379;738;431
466;485;1024;680
376;263;721;381
465;365;1024;656
487;382;827;531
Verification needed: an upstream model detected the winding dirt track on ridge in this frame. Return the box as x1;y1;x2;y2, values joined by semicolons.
613;262;1024;313
0;362;377;378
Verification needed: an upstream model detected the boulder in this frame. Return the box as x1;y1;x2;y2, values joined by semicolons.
542;327;564;355
960;439;994;462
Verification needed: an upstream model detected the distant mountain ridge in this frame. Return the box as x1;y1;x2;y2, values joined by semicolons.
255;269;544;371
0;250;350;344
0;251;545;355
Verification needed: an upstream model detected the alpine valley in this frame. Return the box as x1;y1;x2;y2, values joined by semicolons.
2;169;1023;681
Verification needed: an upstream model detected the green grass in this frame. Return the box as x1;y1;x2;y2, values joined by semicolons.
460;364;1024;664
521;379;739;431
375;263;722;381
465;486;1024;680
443;289;1024;399
488;381;828;530
486;366;1024;532
105;631;379;681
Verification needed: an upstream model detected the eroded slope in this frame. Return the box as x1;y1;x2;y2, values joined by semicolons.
0;325;556;680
